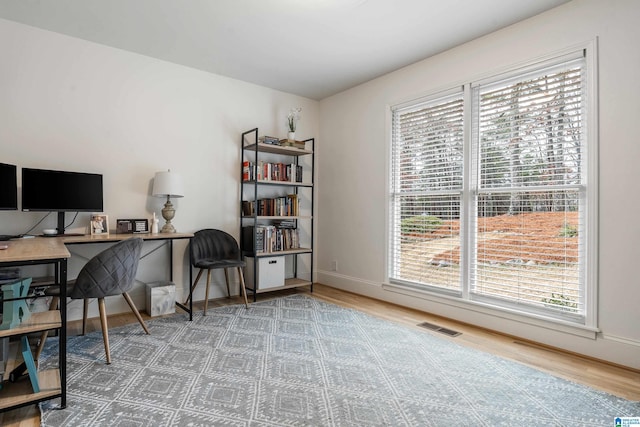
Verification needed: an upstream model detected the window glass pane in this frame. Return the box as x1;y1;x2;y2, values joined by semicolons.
477;63;584;191
473;58;586;318
390;94;463;292
390;194;461;291
472;190;583;316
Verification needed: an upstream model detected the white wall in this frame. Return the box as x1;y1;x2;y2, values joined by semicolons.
0;18;319;320
318;0;640;368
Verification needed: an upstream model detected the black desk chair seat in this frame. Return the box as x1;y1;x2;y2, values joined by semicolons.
36;238;149;364
186;229;249;314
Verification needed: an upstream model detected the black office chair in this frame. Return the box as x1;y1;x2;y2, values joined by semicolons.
186;229;249;315
36;238;149;364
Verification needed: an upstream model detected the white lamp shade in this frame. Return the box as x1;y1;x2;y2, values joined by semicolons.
152;170;184;198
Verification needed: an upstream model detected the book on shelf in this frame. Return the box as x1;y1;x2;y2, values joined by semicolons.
242;161;251;181
258;135;280;145
242;200;254;216
242;194;300;217
286;194;299;216
279;139;306;150
286;163;303;182
242;161;302;183
273;219;296;228
243;225;300;253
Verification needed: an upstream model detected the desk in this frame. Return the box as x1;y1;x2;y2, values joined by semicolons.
0;237;69;411
58;232;195;319
0;231;194;412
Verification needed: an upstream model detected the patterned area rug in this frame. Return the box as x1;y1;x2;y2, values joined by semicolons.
39;295;639;426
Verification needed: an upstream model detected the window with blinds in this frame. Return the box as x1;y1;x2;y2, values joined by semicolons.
471;57;586;319
390;93;464;293
389;49;593;324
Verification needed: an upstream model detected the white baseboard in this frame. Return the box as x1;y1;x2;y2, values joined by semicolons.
601;333;640;349
316;270;640;370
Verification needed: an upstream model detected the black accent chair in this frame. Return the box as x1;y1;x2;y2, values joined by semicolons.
186;229;249;315
36;238;149;364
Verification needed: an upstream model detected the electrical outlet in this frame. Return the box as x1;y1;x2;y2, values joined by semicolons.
331;260;338;271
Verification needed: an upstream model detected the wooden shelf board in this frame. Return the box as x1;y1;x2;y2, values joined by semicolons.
251;248;312;257
255;278;312;293
244;142;312;156
242;215;312;220
0;311;61;338
29;276;56;287
0;368;61;410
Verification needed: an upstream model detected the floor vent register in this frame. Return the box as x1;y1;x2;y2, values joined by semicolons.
417;321;461;337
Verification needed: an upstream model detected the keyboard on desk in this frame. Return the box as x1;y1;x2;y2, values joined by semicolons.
0;235;21;241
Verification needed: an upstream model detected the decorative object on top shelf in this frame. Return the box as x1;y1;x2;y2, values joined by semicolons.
286;107;302;142
152;169;184;233
258;135;280;145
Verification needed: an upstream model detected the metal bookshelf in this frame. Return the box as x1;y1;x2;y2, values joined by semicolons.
240;128;314;300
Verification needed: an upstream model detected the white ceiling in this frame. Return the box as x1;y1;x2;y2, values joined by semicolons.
0;0;570;100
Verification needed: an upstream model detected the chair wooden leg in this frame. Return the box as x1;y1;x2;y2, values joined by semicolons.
97;297;111;365
224;268;231;298
203;269;212;316
35;296;59;360
122;292;150;335
237;267;249;309
82;298;89;336
185;269;204;305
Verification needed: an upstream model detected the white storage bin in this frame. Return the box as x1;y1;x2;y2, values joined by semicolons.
145;281;176;317
244;256;285;290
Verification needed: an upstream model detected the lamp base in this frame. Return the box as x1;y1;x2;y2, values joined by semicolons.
161;198;177;233
161;222;176;233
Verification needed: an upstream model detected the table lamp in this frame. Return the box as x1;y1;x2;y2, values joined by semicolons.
152;170;184;233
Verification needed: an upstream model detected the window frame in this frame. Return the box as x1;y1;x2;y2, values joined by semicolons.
387;42;598;331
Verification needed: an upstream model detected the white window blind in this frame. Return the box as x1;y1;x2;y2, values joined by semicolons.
471;57;586;319
390;93;464;293
389;48;592;324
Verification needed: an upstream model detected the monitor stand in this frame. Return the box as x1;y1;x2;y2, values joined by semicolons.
56;211;66;236
55;212;85;237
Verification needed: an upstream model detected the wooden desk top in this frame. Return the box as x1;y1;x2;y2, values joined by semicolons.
0;232;193;264
60;231;194;244
0;237;70;264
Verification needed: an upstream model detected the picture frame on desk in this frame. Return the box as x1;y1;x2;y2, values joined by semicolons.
90;213;109;236
116;219;149;234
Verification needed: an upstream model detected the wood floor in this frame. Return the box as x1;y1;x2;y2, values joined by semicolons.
2;284;638;426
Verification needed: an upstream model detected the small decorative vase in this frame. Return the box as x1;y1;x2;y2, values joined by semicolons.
151;213;159;234
287;131;295;142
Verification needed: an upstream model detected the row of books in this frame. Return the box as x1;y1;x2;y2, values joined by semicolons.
242;194;300;217
242;225;300;253
242;161;303;183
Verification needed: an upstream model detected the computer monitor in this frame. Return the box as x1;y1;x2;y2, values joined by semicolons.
0;163;18;210
22;167;103;235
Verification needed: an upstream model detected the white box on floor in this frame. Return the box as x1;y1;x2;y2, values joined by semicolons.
145;281;176;317
244;256;285;290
